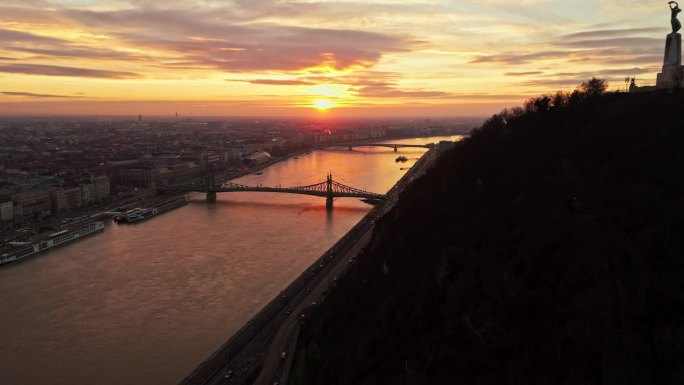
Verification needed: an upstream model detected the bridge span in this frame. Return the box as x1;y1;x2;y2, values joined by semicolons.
160;174;385;209
323;142;434;152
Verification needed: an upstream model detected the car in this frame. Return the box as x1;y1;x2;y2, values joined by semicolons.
280;352;287;359
223;370;233;379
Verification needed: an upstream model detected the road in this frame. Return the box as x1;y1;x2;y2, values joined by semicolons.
252;144;446;385
253;212;376;385
179;143;451;385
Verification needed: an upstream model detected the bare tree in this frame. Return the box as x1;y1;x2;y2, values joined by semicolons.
580;77;608;97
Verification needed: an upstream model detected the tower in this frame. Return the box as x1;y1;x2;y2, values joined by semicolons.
325;173;334;210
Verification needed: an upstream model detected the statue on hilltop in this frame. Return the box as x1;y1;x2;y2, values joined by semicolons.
671;1;681;33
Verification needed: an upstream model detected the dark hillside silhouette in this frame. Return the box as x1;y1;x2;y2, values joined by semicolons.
289;84;684;385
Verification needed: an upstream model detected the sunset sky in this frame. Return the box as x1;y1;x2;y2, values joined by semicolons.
0;0;673;117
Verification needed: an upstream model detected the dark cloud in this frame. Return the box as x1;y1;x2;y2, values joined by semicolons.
10;46;146;61
0;28;65;44
0;5;59;24
353;79;450;98
596;55;662;65
557;37;662;49
504;71;544;76
233;72;454;99
61;8;414;72
469;51;569;65
561;28;664;40
0;64;140;78
1;91;81;98
472;27;664;80
518;78;588;88
0;27;147;65
245;79;317;86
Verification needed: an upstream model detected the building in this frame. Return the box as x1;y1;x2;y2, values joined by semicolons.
15;190;51;222
119;168;154;187
1;200;13;227
64;187;83;209
49;188;68;214
242;151;271;167
92;175;111;202
81;182;94;205
199;153;221;169
120;164;199;188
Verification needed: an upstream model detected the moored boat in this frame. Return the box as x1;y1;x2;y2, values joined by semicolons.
0;221;105;266
116;196;189;224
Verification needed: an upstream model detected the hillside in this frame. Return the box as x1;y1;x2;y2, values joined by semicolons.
289;89;684;384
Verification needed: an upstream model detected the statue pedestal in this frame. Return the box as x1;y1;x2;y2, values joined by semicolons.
656;33;683;89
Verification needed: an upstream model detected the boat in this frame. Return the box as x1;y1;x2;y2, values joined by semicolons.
395;156;408;162
0;221;105;266
114;208;143;223
117;196;189;224
361;197;383;205
256;171;264;175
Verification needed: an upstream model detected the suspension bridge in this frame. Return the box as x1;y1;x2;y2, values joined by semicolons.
160;173;385;209
323;142;434;152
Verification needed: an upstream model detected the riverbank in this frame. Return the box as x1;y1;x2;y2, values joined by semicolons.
178;141;454;385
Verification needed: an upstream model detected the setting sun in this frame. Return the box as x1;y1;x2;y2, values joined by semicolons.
313;99;336;111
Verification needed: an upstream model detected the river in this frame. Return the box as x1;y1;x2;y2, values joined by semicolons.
0;136;460;385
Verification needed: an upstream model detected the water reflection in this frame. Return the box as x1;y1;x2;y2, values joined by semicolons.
0;136;460;385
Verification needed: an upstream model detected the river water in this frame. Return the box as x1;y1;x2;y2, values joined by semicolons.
0;136;459;385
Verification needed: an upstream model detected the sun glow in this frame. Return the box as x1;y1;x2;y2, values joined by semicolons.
313;99;335;110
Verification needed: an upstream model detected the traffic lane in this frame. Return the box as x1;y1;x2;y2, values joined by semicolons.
255;223;375;385
204;221;376;385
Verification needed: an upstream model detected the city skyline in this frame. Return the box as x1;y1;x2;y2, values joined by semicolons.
0;0;672;117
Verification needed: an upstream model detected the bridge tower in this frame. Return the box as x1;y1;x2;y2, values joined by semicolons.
206;174;217;202
326;173;334;210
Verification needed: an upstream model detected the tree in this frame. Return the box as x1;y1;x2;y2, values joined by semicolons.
580;77;608;97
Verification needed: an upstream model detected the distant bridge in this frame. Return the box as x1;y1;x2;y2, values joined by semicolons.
324;142;434;152
160;174;385;209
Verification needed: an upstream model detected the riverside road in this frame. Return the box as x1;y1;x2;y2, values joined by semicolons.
179;143;451;385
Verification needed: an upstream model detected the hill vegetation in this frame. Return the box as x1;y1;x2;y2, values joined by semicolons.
289;82;684;385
